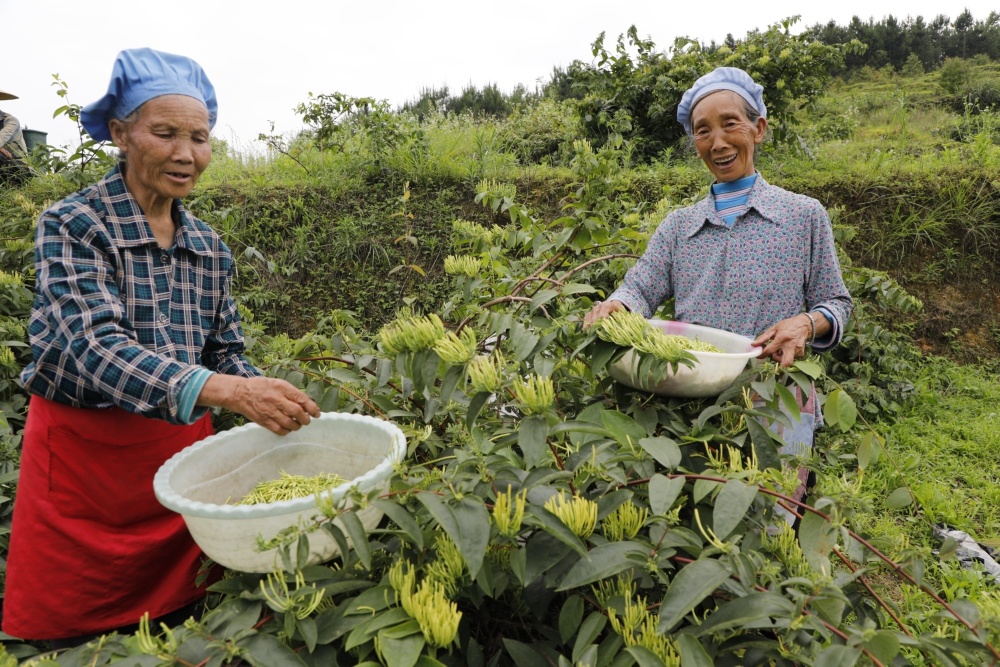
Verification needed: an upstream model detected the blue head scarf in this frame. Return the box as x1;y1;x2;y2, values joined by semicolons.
81;48;217;142
676;67;766;136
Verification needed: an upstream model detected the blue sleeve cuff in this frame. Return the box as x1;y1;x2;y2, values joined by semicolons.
810;307;837;350
178;368;214;424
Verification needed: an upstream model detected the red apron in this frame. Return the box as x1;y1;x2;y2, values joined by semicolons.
3;395;215;640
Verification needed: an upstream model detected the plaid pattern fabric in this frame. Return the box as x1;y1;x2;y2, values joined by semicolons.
20;164;259;423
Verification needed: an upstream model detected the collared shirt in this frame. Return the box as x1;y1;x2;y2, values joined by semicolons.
0;111;27;156
20;164;259;424
608;174;853;351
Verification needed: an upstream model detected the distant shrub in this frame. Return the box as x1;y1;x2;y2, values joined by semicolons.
500;98;580;164
960;79;1000;113
939;58;974;96
900;54;925;78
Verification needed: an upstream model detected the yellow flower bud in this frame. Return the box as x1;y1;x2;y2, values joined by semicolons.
467;352;505;394
379;313;446;355
513;374;555;415
444;255;484;277
434;327;479;366
602;500;649;542
493;485;526;537
544;491;598;539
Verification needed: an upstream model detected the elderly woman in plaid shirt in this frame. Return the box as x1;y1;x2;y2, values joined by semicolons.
4;49;320;647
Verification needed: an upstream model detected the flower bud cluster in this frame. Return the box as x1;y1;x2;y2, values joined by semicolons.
451;218;497;244
544;491;598;539
594;310;722;358
467;352;506;394
424;532;466;597
379;313;446;355
602;500;649;542
513;374;555;415
0;270;24;289
390;559;462;648
762;522;814;580
608;600;681;666
492;485;526;537
444;254;484;277
433;327;478;366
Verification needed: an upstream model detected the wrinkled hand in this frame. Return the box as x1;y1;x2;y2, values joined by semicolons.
753;314;811;368
0;147;12;160
583;300;627;329
225;376;321;435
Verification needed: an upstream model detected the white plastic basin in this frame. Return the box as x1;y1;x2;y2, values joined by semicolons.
154;412;406;573
608;320;761;398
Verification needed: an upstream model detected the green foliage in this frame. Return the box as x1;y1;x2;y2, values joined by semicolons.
939;57;975;96
563;18;864;159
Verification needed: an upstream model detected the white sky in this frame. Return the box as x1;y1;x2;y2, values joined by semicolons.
2;0;996;152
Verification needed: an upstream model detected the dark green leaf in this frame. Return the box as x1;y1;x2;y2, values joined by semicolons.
712;479;758;540
814;645;861;667
676;634;714;667
378;631;424;667
467;391;491;429
519;415;551;468
298;616;318;653
626;646;669;667
649;474;686;515
603;410;649;446
885;486;914;509
557;542;646;590
559;595;585;645
798;511;837;577
572;612;607;663
340;510;372;570
452;496;491;579
237;632;307;667
503;639;548;667
530;289;559;312
657;558;732;632
637;436;682;470
693;479;721;504
773;383;801;423
690;592;793;635
373;498;425;550
745;418;781;470
524;509;589;558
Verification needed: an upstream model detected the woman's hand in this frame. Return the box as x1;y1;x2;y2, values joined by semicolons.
583;300;627;329
199;375;322;435
753;314;812;368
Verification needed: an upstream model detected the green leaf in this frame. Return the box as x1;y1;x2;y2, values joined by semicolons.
637;436;682;470
627;646;670;667
602;410;648;447
416;493;460;542
298;616;318;653
378;631;424;667
557;542;646;591
588;340;621;372
885;486;914;509
712;480;758;540
792;359;823;379
572;612;607;663
530;289;559;312
690;592;793;635
524;510;589;558
503;639;548;667
466;391;491;429
451;496;491;579
676;634;714;667
693;479;721;504
373;499;425;550
857;432;882;470
559;594;585;645
797;511;837;577
560;283;597;296
864;630;901;664
518;415;550;468
773;383;801;423
237;633;307;667
439;364;464;404
340;510;372;570
657;558;732;632
824;388;858;432
814;645;861;667
649;474;686;516
745;418;781;470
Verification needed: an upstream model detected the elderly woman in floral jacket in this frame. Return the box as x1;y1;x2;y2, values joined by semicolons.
585;67;853;519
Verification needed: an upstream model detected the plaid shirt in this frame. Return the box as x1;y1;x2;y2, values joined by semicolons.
20;164;259;424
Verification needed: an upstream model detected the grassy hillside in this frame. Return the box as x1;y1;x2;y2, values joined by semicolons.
3;50;1000;666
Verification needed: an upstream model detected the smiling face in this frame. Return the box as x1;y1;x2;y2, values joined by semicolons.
690;90;766;183
109;94;212;214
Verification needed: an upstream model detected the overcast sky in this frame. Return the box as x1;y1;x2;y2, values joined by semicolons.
2;0;996;152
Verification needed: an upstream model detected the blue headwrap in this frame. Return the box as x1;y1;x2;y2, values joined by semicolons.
676;67;766;136
81;48;217;142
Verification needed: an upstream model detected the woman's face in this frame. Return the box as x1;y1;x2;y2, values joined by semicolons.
109;94;212;210
690;90;766;183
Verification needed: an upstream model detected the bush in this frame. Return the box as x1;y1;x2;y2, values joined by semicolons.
939;57;974;96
